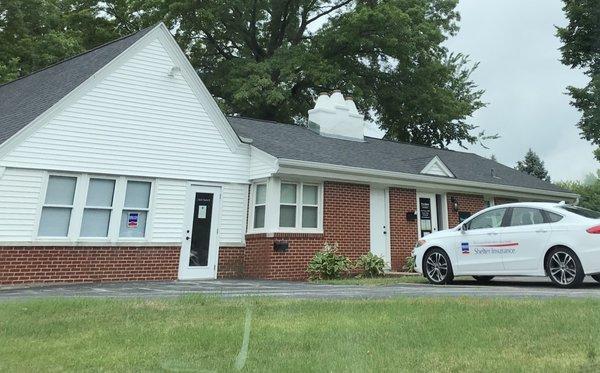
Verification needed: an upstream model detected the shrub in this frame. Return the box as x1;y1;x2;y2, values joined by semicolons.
403;255;416;273
307;243;351;280
355;252;386;277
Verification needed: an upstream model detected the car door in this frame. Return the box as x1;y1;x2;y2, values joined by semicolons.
455;207;508;274
500;207;551;273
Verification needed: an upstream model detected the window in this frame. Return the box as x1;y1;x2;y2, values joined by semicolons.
302;185;319;228
279;183;297;227
544;211;563;223
38;176;77;237
81;178;115;237
559;205;600;219
37;174;152;240
467;208;506;230
509;208;544;227
253;184;266;229
119;181;151;238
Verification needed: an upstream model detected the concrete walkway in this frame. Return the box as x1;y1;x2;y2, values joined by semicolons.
1;277;599;300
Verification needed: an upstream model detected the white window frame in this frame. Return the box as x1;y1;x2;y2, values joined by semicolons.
250;182;267;231
248;178;323;234
34;172;155;243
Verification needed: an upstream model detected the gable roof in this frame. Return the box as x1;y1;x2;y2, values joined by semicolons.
0;26;154;146
227;116;568;194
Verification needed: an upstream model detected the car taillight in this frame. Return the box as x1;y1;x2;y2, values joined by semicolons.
586;225;600;234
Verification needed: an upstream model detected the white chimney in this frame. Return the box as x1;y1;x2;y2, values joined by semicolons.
308;90;365;141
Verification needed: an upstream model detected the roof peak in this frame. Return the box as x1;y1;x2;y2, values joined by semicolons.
0;24;158;90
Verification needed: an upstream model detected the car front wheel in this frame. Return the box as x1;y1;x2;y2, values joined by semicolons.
424;248;454;285
546;247;585;288
592;274;600;283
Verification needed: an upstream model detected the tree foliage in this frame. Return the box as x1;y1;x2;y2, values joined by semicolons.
516;149;551;182
0;0;489;148
557;0;600;160
557;171;600;211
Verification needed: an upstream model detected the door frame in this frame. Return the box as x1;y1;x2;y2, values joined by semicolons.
370;186;391;269
178;184;222;280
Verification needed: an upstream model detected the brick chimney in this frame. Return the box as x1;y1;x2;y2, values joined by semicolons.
308;90;365;141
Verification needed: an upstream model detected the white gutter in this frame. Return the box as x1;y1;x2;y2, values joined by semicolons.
276;158;578;201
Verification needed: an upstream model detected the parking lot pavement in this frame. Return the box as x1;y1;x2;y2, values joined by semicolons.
0;276;599;301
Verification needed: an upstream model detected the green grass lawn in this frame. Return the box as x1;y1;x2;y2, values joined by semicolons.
1;296;599;372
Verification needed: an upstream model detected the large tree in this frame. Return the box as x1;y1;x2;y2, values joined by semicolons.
0;0;488;148
557;0;600;160
516;149;551;182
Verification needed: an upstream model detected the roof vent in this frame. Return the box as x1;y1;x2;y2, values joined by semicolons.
308;91;365;141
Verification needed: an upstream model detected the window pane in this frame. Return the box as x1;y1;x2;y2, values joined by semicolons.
86;179;115;207
546;211;563;223
124;181;151;208
254;206;265;228
255;184;266;205
80;209;111;237
559;205;600;219
510;208;544;226
468;208;506;230
119;210;147;237
45;176;76;205
279;205;296;227
302;206;318;228
303;185;318;205
38;207;71;236
280;183;297;204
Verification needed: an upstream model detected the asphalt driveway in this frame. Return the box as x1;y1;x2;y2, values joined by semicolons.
1;276;600;300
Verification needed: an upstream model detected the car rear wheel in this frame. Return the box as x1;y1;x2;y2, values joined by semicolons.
424;248;454;285
545;247;585;288
473;276;494;284
592;274;600;283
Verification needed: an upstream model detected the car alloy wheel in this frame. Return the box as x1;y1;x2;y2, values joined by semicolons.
424;249;453;284
546;247;584;288
549;251;577;285
592;274;600;284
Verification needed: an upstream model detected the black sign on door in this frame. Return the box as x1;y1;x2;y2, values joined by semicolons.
189;192;214;267
419;197;432;237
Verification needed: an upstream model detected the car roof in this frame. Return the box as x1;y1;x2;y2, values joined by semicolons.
491;202;561;209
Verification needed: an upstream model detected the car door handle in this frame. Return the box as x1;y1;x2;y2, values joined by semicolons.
487;232;499;236
535;229;547;233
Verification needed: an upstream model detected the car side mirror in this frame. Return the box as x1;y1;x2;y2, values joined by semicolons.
460;224;467;233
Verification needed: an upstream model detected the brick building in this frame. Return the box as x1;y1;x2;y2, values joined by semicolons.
0;24;576;284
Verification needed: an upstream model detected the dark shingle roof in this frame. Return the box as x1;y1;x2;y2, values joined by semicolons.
0;26;154;146
228;116;568;194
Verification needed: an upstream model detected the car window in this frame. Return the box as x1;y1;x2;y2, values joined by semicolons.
467;208;506;230
559;205;600;219
509;208;545;226
544;211;563;223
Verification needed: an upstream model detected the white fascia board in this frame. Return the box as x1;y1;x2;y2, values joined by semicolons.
276;158;578;201
0;23;243;160
154;23;243;153
420;155;454;177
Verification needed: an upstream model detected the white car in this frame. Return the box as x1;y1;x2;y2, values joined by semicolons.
412;202;600;288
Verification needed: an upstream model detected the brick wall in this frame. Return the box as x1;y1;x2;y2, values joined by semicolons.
217;247;245;278
243;181;371;280
0;246;179;285
447;193;485;227
389;188;418;271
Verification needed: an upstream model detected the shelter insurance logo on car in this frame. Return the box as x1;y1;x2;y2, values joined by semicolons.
461;242;470;255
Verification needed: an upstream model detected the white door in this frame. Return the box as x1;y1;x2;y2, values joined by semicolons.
501;207;551;272
455;207;508;274
417;193;438;237
178;185;221;280
370;187;391;268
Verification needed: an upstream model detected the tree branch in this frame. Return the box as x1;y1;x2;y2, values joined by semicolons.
305;0;353;25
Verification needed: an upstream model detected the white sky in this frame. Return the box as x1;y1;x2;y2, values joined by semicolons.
365;0;596;182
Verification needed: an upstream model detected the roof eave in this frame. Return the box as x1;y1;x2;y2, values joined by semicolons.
276;158;578;201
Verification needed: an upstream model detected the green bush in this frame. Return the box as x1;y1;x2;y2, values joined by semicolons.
403;255;416;273
355;252;386;278
307;243;351;280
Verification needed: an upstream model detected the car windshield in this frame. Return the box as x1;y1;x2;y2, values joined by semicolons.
559;205;600;219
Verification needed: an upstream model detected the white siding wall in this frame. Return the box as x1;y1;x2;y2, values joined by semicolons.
250;147;278;180
0;168;44;241
0;35;251;246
